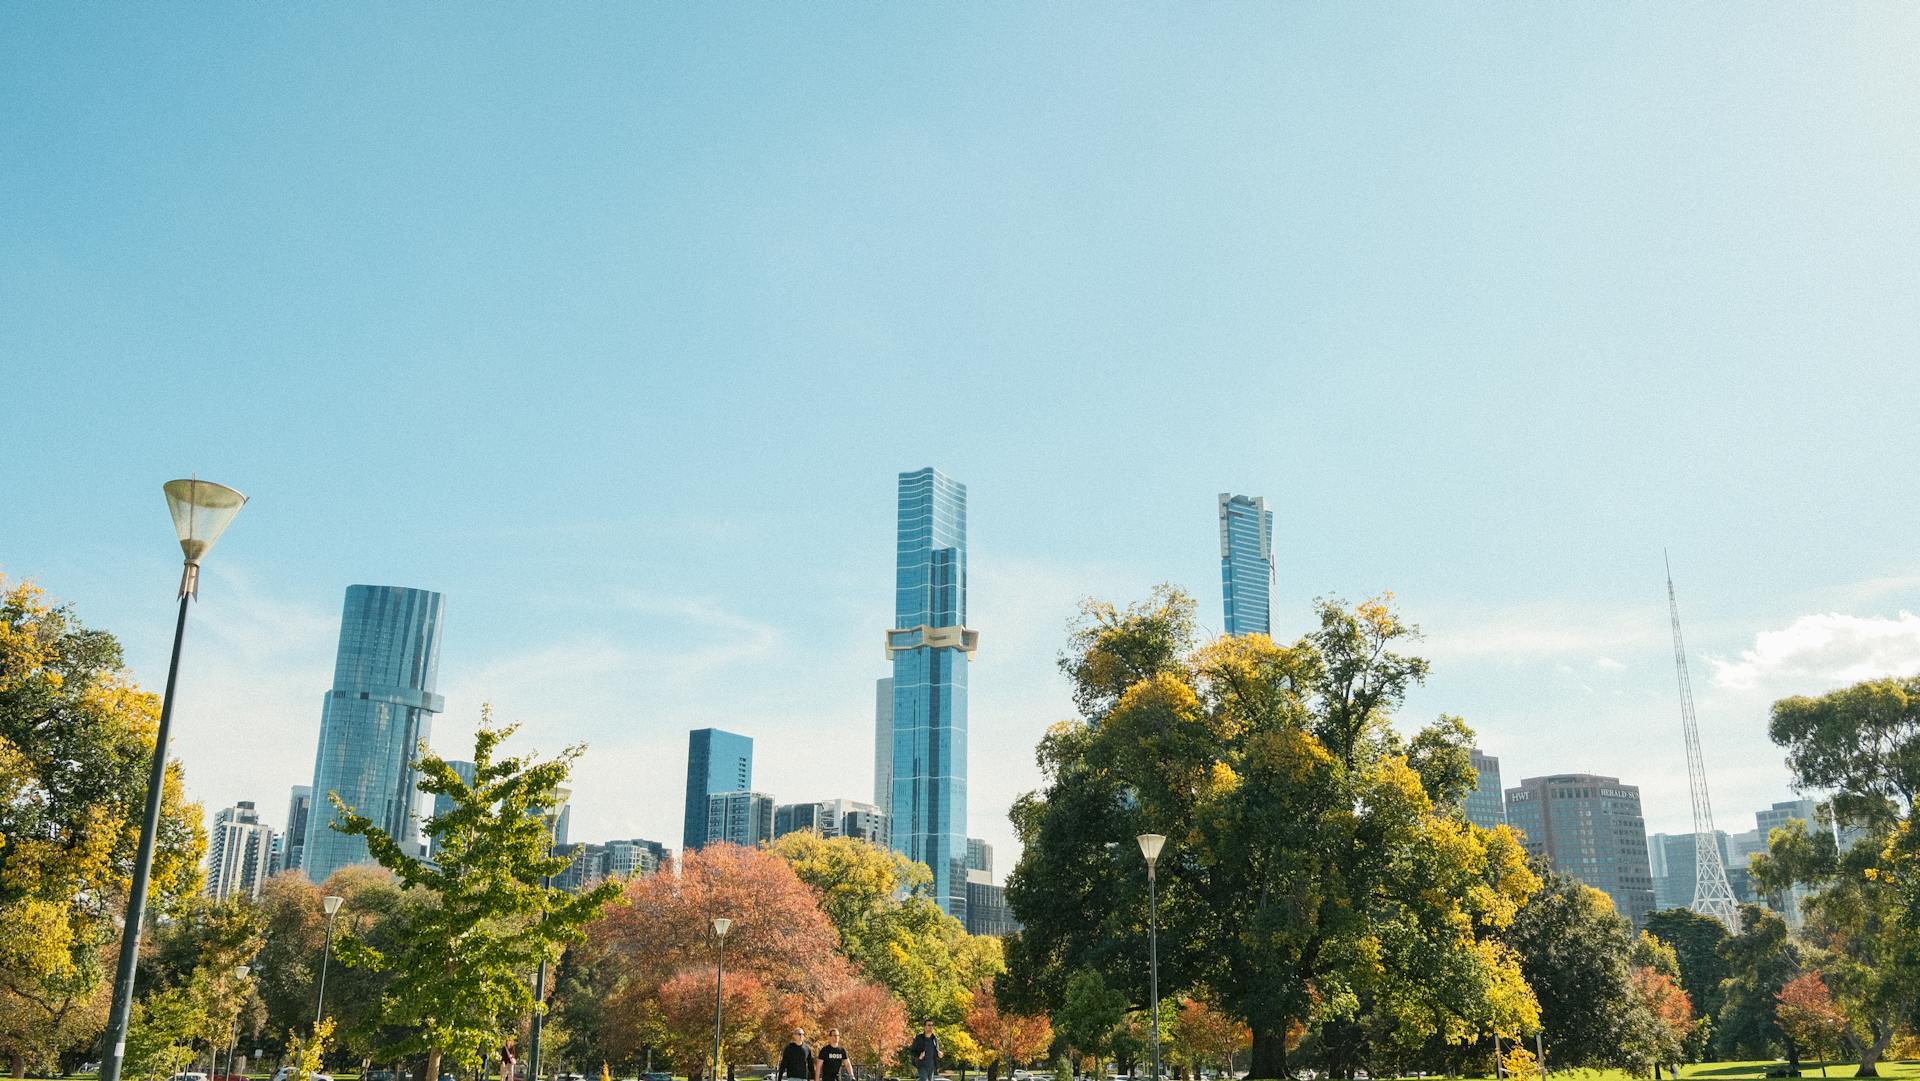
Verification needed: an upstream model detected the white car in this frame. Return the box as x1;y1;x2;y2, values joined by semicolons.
168;1074;210;1081
270;1070;333;1081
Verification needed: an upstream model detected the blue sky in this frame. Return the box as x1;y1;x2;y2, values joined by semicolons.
5;6;1919;871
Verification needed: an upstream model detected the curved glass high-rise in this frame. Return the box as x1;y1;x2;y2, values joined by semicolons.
886;468;976;920
1219;493;1274;636
303;585;445;883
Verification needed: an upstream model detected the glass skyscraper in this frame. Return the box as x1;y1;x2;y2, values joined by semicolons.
303;585;445;884
683;728;753;851
1464;749;1507;830
1219;493;1275;637
887;467;977;920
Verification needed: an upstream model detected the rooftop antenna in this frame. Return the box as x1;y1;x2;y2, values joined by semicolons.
1666;551;1741;933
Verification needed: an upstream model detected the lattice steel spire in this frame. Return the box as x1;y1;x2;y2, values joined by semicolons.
1666;553;1741;933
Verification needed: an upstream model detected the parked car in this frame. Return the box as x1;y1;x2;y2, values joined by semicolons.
168;1073;210;1081
271;1069;332;1081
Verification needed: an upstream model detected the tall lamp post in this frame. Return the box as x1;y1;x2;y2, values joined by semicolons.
710;917;733;1081
100;478;248;1081
528;786;571;1081
1137;834;1166;1081
226;965;251;1080
316;894;344;1023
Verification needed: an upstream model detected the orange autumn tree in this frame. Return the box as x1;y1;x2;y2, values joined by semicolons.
966;980;1053;1081
583;844;853;1074
1776;971;1850;1077
823;981;910;1079
652;967;769;1081
1170;997;1256;1079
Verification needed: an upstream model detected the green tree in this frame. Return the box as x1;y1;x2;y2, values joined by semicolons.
0;579;207;1076
1504;870;1667;1074
1054;970;1126;1074
330;712;621;1081
143;895;268;1070
1758;676;1920;1076
254;866;411;1066
1641;909;1730;1026
1003;590;1540;1078
1715;905;1802;1068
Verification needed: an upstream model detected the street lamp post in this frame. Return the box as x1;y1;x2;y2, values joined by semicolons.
529;787;571;1081
226;965;251;1081
100;479;248;1081
316;894;344;1023
710;917;732;1081
1137;834;1166;1081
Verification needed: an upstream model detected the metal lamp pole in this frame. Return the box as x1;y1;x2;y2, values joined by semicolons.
316;895;344;1023
226;965;251;1080
529;787;570;1081
1137;834;1166;1081
710;918;733;1081
100;479;248;1081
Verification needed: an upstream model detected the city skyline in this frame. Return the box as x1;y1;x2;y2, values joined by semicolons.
7;6;1920;874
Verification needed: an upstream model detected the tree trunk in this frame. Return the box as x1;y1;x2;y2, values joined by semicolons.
989;1062;1001;1081
1248;1028;1288;1080
426;1048;443;1081
1854;1022;1891;1078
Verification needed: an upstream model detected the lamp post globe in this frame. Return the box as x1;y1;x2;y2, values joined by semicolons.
98;479;246;1081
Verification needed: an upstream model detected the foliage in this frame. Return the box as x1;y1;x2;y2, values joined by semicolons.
1643;909;1731;1024
1775;971;1849;1071
1499;1044;1540;1081
287;1018;334;1081
331;713;621;1078
965;980;1053;1075
1505;870;1667;1074
0;578;207;1073
1167;997;1251;1078
253;865;410;1062
1716;906;1803;1065
123;986;206;1081
1003;589;1540;1078
1053;969;1126;1069
582;843;851;1070
772;832;1003;1034
825;981;910;1079
648;965;767;1081
1760;675;1920;1077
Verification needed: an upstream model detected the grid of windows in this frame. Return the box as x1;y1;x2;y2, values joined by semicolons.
1464;749;1506;830
304;586;445;884
684;729;753;850
1219;494;1275;637
890;467;972;922
1505;773;1656;927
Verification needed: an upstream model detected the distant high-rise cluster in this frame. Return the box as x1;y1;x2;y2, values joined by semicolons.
303;585;446;884
1463;749;1506;831
1218;493;1274;637
707;790;775;847
683;728;753;851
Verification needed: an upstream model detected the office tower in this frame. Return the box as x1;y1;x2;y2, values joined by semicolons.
602;838;665;880
554;842;608;893
838;801;889;847
775;802;826;837
1725;828;1764;906
683;729;753;852
874;677;894;813
1647;831;1673;908
707;791;775;848
887;468;978;921
304;586;446;884
1218;493;1275;637
428;759;477;857
1648;831;1742;911
1505;773;1657;927
206;802;276;901
1464;749;1507;830
281;786;312;874
967;838;993;876
966;869;1020;937
267;833;284;878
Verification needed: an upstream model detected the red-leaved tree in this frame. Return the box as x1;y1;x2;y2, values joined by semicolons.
1776;971;1850;1077
966;980;1054;1081
823;981;910;1079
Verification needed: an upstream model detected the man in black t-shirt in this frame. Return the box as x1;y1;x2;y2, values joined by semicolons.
816;1028;851;1081
778;1029;814;1081
909;1021;939;1081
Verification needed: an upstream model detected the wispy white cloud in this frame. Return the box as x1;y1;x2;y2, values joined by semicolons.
1709;611;1920;692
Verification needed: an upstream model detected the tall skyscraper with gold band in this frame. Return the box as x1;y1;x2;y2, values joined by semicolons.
885;468;977;920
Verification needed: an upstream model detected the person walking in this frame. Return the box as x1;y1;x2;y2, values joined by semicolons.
500;1037;518;1081
816;1028;851;1081
778;1028;815;1081
910;1021;940;1081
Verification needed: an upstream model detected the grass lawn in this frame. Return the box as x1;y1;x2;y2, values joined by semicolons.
1423;1062;1920;1081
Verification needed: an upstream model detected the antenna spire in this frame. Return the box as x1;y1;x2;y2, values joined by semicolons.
1667;555;1741;933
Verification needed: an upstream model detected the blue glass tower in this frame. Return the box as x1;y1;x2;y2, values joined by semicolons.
683;728;753;851
887;468;977;920
1219;493;1275;636
304;585;445;883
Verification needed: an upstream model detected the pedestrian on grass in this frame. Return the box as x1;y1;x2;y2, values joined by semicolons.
817;1028;851;1081
779;1028;815;1081
910;1021;940;1081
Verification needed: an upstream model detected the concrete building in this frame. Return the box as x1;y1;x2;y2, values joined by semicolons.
206;801;275;901
707;790;775;848
774;799;890;847
1506;773;1656;926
